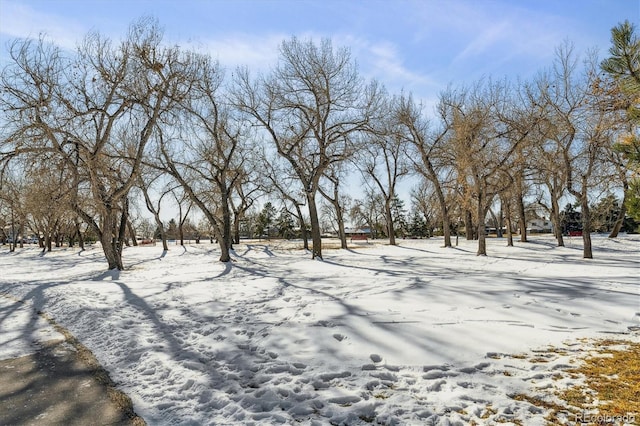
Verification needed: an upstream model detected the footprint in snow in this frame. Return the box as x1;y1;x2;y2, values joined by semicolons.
370;354;382;363
423;370;446;379
333;333;346;342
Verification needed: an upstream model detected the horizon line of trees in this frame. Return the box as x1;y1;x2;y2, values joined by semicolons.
0;17;638;269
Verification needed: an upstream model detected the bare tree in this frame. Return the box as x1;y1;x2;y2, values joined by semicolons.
229;155;264;245
538;44;620;258
172;188;193;246
261;153;310;249
159;56;249;262
531;97;568;246
443;80;532;255
396;93;454;247
318;165;351;248
137;171;174;251
234;37;383;259
0;19;197;269
411;179;444;238
357;96;409;246
350;187;385;239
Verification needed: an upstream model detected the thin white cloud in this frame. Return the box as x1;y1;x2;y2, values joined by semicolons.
0;0;86;50
192;34;284;72
453;21;511;62
333;34;440;99
410;0;567;70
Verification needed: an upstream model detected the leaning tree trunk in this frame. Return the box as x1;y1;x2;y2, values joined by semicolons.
306;193;323;260
580;196;593;259
127;220;138;246
75;220;84;250
550;196;565;247
294;202;309;250
609;182;628;238
423;160;452;247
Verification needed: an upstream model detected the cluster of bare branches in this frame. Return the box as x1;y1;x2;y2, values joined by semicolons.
1;19;636;268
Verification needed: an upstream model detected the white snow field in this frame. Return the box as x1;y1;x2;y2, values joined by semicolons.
1;234;638;425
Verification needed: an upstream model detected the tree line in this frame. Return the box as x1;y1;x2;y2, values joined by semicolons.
0;18;638;269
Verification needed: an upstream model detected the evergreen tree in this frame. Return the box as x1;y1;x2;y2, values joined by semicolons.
391;196;408;238
409;210;428;238
275;209;295;239
601;21;640;229
256;202;277;238
560;204;581;235
166;219;178;240
601;20;640;108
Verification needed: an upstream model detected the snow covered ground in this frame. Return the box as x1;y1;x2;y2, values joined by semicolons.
1;234;638;425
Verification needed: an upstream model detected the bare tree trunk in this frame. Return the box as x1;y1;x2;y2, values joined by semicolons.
609;182;628;238
75;219;85;251
9;208;16;252
476;198;488;256
233;213;241;245
44;235;52;252
505;215;514;247
503;196;514;247
307;193;323;260
101;212;124;270
294;203;309;250
128;220;138;246
441;215;452;247
424;162;452;247
222;191;233;255
337;206;347;249
465;210;474;240
139;180;168;252
385;200;396;246
489;208;500;238
581;196;593;259
550;196;565;247
517;194;527;243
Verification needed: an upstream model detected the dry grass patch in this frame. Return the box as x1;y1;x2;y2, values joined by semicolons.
509;339;640;425
558;339;640;420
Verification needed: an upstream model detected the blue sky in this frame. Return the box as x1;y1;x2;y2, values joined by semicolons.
0;0;637;109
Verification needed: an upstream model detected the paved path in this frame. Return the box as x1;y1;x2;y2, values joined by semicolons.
0;295;144;426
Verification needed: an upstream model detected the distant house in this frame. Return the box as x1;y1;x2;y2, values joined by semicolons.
343;228;372;237
527;218;553;233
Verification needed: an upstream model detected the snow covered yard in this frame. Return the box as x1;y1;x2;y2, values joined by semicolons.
1;234;638;425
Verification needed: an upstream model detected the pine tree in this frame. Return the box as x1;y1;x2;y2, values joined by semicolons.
256;202;277;238
275;209;295;239
166;219;178;240
601;20;640;234
601;20;640;101
391;196;408;238
409;210;427;238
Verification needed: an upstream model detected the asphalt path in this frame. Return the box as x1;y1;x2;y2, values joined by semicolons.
0;295;143;426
